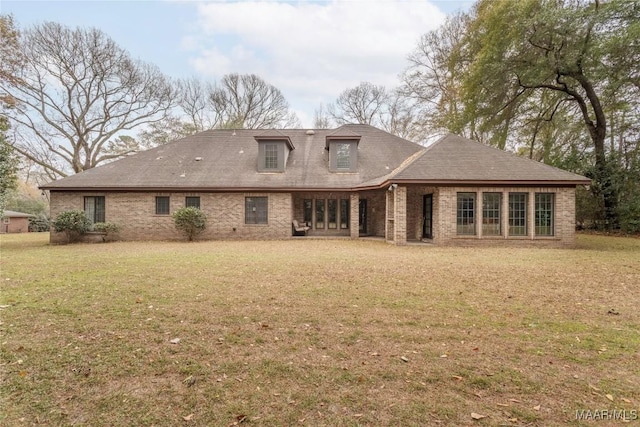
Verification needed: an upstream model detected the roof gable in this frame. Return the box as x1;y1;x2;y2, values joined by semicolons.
254;129;295;151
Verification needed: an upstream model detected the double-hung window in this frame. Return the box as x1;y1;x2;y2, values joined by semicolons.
156;196;170;215
456;192;476;235
245;197;268;224
535;193;554;236
336;143;351;169
264;143;278;170
185;196;201;209
482;193;501;236
84;196;105;223
509;193;527;236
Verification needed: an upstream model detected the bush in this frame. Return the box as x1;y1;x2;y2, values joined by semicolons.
29;214;50;232
172;207;207;241
52;210;92;243
93;222;120;235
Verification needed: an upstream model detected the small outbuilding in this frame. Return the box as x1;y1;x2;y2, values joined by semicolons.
1;210;35;234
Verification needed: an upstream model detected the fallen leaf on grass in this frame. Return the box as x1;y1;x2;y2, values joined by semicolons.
170;338;180;344
471;413;487;420
621;398;631;403
606;394;614;401
588;384;600;391
400;356;409;362
182;414;194;421
533;405;541;411
452;375;463;380
183;375;196;386
508;398;521;403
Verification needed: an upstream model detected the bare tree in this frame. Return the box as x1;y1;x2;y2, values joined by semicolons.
0;21;176;178
177;77;220;131
380;90;424;141
328;82;389;126
326;82;423;141
136;116;197;148
313;103;333;128
208;74;300;129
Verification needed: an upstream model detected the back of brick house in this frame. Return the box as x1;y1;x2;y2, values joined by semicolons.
42;125;589;246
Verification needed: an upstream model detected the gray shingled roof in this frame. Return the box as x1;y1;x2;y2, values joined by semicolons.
41;126;589;191
392;134;590;184
41;125;422;191
2;210;35;218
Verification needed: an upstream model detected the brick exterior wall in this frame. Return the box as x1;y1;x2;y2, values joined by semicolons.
49;191;292;243
350;193;359;239
360;191;385;237
426;186;576;247
393;186;407;245
1;217;30;234
49;185;577;247
406;186;439;241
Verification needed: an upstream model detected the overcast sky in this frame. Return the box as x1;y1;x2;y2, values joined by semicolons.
2;0;473;127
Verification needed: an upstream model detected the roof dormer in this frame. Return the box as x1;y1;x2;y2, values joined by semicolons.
326;128;361;172
254;130;295;173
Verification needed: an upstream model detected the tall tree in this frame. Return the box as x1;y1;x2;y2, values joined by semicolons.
402;13;472;139
328;82;422;140
208;74;300;129
0;116;19;215
313;103;333;129
405;0;640;228
465;0;639;226
0;15;23;88
0;21;176;179
329;82;389;126
0;15;21;215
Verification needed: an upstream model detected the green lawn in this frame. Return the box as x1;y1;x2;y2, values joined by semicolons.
1;233;639;426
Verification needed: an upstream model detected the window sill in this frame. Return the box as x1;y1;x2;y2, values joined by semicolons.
454;235;561;241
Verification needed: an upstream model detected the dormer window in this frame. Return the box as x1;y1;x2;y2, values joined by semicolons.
336;143;351;169
264;143;279;169
254;131;294;173
326;129;360;172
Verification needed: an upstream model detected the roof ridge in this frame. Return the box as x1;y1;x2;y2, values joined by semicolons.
387;148;428;180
